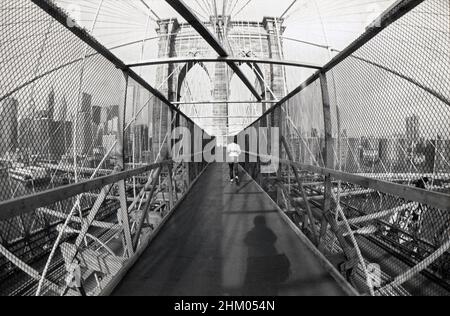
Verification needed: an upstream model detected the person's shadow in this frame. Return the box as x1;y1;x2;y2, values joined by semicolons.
242;216;291;296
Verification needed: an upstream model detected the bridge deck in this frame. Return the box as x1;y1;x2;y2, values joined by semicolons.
113;163;349;296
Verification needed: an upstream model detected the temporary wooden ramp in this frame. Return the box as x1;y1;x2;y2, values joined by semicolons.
113;163;354;296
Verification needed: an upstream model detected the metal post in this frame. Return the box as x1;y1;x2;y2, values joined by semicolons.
320;71;333;243
132;166;163;250
281;136;319;245
117;71;134;257
277;106;283;205
168;163;175;209
118;180;134;257
319;72;355;258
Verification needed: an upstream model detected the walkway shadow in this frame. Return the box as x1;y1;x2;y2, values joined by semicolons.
242;216;291;296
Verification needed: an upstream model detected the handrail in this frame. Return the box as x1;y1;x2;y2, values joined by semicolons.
0;161;172;221
245;149;450;211
279;159;450;212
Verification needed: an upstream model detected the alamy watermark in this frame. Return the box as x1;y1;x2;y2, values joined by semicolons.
170;126;280;174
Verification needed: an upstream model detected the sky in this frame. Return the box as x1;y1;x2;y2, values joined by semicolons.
49;0;400;134
53;0;398;87
1;0;449;140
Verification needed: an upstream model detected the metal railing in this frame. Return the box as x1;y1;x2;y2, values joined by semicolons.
238;0;450;296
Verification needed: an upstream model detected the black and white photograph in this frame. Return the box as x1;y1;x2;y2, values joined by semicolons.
0;0;449;302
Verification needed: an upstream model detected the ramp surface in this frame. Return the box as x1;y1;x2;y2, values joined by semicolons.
113;163;349;296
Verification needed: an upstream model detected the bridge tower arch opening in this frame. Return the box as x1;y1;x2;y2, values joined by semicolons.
178;62;214;135
228;63;264;138
151;16;286;153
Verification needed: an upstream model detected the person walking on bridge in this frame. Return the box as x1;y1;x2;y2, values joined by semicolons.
227;137;242;183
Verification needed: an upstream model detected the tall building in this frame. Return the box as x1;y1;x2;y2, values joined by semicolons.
75;93;93;156
55;95;68;122
135;125;149;153
50;120;73;161
81;92;92;113
47;88;55;120
92;106;101;125
106;105;119;134
125;124;150;163
406;115;420;140
0;98;19;157
19;118;73;161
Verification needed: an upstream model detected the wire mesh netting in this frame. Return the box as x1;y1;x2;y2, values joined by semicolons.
33;0;418;150
1;0;449;297
0;0;209;296
238;0;450;296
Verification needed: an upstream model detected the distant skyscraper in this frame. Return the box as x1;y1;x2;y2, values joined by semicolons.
107;105;119;121
75;93;93;155
0;98;19;157
92;106;101;125
106;105;120;134
406;115;420;140
135;125;149;152
55;95;68;122
81;92;92;113
47;88;55;120
20;118;73;161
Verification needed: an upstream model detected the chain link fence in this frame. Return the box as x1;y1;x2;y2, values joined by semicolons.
239;0;449;296
0;0;209;296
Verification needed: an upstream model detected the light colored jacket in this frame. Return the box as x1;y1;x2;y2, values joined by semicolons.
227;143;242;158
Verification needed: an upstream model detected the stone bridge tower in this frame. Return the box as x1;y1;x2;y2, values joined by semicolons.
152;16;286;153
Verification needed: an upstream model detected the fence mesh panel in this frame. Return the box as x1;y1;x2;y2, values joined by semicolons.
0;0;208;296
239;0;450;296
